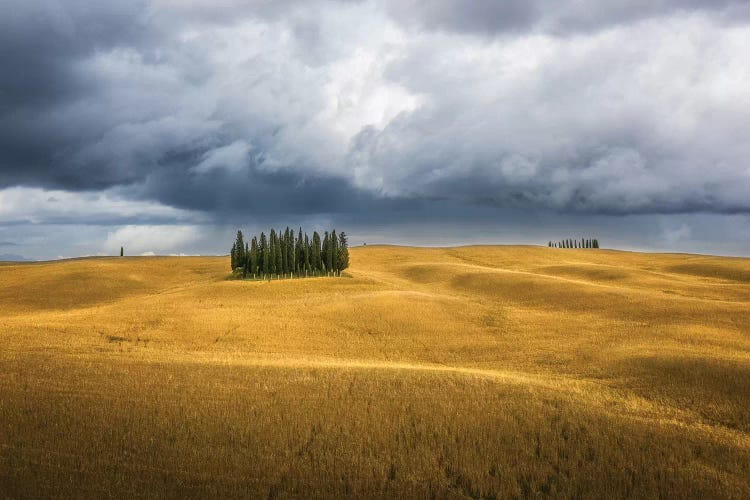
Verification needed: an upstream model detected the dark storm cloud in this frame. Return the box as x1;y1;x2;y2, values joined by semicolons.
133;162;421;217
385;0;750;35
0;0;155;189
1;0;750;229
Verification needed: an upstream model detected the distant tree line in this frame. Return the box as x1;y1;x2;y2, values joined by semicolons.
230;227;349;279
549;239;600;249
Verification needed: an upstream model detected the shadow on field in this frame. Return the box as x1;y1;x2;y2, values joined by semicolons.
667;264;750;283
613;355;750;432
1;357;748;498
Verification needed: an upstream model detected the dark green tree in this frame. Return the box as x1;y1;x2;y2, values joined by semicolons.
270;230;278;275
234;230;245;268
321;232;329;274
312;231;321;274
260;232;269;276
337;231;349;272
275;231;283;276
285;229;291;273
286;227;295;275
304;233;311;274
331;229;339;274
249;237;258;276
295;228;303;273
323;231;333;274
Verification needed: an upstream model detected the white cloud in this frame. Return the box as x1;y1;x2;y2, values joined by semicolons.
0;187;200;224
193;140;252;174
104;225;201;255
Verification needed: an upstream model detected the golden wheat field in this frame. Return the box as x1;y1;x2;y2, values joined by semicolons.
1;245;750;498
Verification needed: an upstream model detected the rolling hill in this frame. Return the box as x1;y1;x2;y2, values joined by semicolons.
1;246;749;497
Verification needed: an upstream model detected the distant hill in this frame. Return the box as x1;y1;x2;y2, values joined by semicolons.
0;253;29;262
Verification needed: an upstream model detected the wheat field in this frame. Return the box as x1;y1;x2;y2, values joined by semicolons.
1;245;749;498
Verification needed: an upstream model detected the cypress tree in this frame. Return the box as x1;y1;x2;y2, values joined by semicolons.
244;242;250;277
261;232;269;276
282;228;289;273
321;232;329;274
312;231;321;274
324;231;333;274
331;229;339;275
234;231;245;268
304;233;311;274
286;227;295;275
296;228;304;273
250;237;258;277
271;230;277;275
230;242;237;270
276;232;283;276
338;231;349;272
328;231;334;273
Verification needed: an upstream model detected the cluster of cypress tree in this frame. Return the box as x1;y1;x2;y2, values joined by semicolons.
549;239;600;249
230;227;349;279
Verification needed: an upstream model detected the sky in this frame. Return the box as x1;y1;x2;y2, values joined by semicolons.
2;0;750;260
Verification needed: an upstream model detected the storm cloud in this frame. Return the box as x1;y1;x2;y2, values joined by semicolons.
1;0;749;258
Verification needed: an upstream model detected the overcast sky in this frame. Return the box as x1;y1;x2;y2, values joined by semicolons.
2;0;750;260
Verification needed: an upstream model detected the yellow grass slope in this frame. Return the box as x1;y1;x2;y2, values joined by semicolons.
1;246;750;498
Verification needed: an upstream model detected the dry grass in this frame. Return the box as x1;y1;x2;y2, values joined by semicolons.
1;246;749;498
